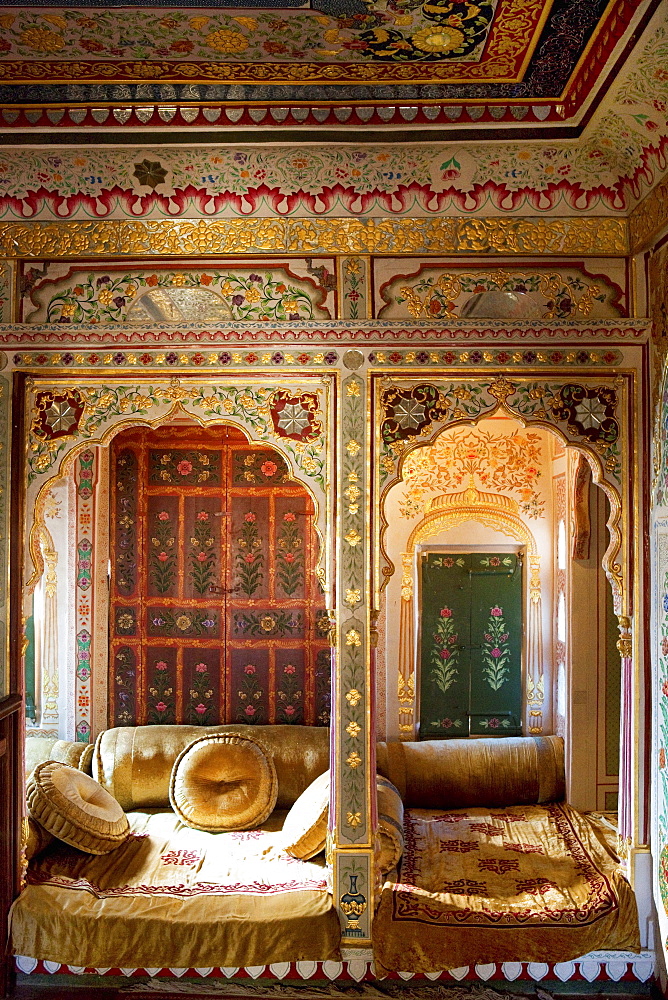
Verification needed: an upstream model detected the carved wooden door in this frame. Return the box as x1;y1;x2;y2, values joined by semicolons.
110;425;330;727
419;552;522;738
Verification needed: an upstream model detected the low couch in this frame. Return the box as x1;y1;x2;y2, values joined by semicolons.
373;736;640;974
11;724;341;971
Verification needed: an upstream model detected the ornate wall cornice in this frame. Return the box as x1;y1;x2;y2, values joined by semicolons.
0;217;630;259
629;170;668;252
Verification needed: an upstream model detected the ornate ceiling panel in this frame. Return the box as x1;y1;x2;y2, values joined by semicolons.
0;0;658;133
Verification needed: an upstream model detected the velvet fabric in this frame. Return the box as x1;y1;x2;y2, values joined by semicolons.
26;762;129;855
376;776;404;873
373;803;639;974
282;769;329;859
95;724;330;811
375;736;564;808
170;733;278;831
10;809;340;969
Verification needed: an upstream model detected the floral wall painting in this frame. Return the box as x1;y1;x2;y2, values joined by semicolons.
376;263;627;321
21;260;334;325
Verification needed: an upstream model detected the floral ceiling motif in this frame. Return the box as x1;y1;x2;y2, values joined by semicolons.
398;425;546;519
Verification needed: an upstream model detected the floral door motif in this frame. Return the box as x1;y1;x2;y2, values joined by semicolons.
419;552;522;738
110;425;330;728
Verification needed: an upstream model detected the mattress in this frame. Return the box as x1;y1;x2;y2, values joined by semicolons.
10;809;341;970
373;802;640;974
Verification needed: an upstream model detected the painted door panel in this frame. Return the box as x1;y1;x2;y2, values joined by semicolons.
419;552;522;738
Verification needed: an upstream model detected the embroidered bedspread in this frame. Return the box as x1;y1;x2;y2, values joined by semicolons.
10;810;340;969
373;803;640;974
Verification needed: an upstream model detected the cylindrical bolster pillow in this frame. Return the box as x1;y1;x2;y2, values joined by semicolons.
26;761;129;855
95;724;329;812
170;733;278;832
24;817;54;860
376;776;404;874
376;736;564;808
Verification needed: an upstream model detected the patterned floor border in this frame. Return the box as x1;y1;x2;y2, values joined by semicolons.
15;952;655;984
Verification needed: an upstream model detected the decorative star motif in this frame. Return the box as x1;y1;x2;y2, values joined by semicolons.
393;398;426;430
574;396;607;429
277;402;310;436
45;399;78;434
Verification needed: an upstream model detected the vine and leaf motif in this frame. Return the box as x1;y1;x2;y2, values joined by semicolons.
147;659;175;725
393;270;610;320
76;537;92;591
114;647;136;726
114;448;137;596
29;383;326;491
150;449;220;485
380;380;622;485
430;606;460;693
315;648;332;726
42;270;320;325
186;661;215;725
354;0;495;63
233;610;304;636
189;510;217;596
398;426;545;519
233;449;289;485
149;609;218;636
481;606;511;691
277;662;303;723
236;511;264;597
149;509;177;594
276;510;304;596
237;663;265;723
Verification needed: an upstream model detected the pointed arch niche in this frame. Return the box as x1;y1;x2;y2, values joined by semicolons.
372;373;638;858
21;375;334;746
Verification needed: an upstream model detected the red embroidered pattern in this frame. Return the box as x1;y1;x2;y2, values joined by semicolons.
438;840;479;853
468;823;504;837
27;870;328;899
392;804;619;927
160;850;202;867
477;858;520;874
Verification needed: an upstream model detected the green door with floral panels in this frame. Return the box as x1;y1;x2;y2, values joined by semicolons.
419;552;522;738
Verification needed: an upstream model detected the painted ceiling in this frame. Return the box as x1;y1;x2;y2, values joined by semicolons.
0;0;658;133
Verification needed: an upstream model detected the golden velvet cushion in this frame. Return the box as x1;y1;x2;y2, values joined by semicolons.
170;733;278;832
95;724;329;811
376;776;404;874
26;761;129;855
376;735;565;809
282;769;329;859
24;817;54;860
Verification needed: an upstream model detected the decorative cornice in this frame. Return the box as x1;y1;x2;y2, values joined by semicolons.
0;217;629;258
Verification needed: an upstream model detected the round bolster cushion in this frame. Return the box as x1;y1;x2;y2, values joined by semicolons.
170;733;278;832
26;761;129;855
376;735;565;809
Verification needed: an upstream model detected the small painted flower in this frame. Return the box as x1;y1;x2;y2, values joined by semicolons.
283;512;296;521
660;748;666;769
196;511;209;521
284;553;295;563
155;701;167;712
284;664;296;675
158;511;170;521
489;557;500;566
195;703;207;715
157;551;168;562
197;552;207;562
176;615;192;631
662;638;668;656
662;680;668;697
177;460;192;476
440;607;452;617
490;647;502;658
245;705;256;716
244;553;255;563
490;607;503;616
261;461;277;477
488;718;500;728
440;649;451;659
284;705;296;716
244;511;256;522
244;664;256;674
202;619;215;628
195;663;207;673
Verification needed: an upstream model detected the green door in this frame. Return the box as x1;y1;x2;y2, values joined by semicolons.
419;552;522;738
